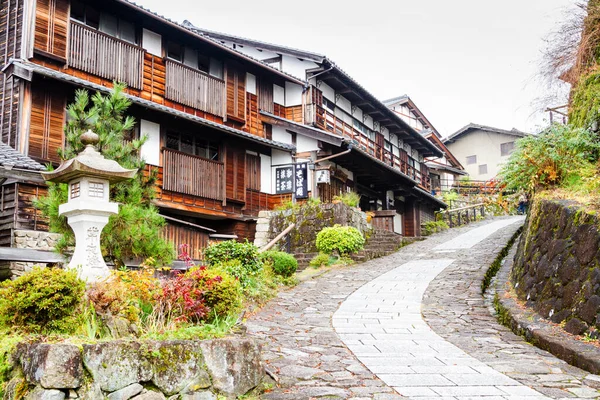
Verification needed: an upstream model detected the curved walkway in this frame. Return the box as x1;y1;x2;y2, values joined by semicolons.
249;218;600;399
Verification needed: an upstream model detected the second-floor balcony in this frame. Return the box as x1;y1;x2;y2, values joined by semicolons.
306;104;431;190
165;59;226;118
68;20;144;90
162;148;224;201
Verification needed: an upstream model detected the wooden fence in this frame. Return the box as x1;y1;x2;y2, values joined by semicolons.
439;203;486;228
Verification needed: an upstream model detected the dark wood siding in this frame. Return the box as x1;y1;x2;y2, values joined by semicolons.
0;0;24;65
225;146;245;202
28;86;65;163
162;222;209;261
225;63;245;122
258;78;273;113
0;183;17;246
0;75;20;147
34;0;69;60
245;153;260;191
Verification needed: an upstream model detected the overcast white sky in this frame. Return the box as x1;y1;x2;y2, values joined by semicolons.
135;0;576;137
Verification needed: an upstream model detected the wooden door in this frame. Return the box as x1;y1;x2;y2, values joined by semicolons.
34;0;69;60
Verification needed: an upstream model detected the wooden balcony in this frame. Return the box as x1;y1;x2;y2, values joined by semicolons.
306;104;431;191
165;59;226;118
162;148;224;201
68;20;144;90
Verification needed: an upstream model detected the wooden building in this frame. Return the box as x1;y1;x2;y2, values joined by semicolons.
384;95;466;194
0;0;446;260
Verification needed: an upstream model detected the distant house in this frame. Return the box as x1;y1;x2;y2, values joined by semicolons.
383;96;466;193
443;124;528;181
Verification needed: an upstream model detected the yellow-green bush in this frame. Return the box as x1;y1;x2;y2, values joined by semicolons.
260;251;298;277
315;225;365;256
0;267;85;333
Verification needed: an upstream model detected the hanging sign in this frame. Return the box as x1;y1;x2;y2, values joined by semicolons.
275;166;294;194
316;169;330;184
295;162;308;199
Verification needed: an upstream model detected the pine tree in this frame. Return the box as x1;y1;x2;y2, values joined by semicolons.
36;83;174;267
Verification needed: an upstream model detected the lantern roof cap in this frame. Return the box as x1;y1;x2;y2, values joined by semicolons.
42;130;137;184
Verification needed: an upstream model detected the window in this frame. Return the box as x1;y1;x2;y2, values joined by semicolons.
352;119;374;139
71;2;138;44
323;98;335;112
71;182;81;199
166;131;219;160
167;42;223;78
466;155;477;165
479;164;488;175
501;141;515;156
89;182;105;198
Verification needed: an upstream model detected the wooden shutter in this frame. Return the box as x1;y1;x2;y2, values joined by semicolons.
245;154;261;191
226;63;246;122
375;132;384;160
258;79;274;113
225;147;246;202
29;88;65;164
34;0;69;60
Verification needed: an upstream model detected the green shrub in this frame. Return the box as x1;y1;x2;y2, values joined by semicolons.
187;267;242;318
203;240;262;273
333;192;361;208
315;225;365;256
260;251;298;277
309;253;333;268
0;267;85;333
214;259;254;289
421;220;450;236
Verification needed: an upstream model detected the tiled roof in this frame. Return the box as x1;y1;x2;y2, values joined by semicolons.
13;61;295;152
0;143;45;171
113;0;307;84
444;123;529;143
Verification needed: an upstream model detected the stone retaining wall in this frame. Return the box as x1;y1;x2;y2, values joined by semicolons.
3;230;62;279
6;338;263;400
263;202;371;255
511;199;600;336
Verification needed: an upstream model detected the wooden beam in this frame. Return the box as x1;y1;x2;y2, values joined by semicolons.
0;247;64;263
0;168;45;183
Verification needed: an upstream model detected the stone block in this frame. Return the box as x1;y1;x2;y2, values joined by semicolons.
20;343;83;389
107;383;144;400
180;392;216;400
82;341;152;392
25;387;66;400
149;341;209;396
131;391;165;400
565;317;588;335
200;338;263;397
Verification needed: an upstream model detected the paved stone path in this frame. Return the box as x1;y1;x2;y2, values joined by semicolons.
248;218;600;399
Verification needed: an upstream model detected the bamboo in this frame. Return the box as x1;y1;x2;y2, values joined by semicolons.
259;223;296;253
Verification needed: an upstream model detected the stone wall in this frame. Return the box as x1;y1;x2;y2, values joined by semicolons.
512;199;600;336
264;202;371;255
3;230;62;279
6;338;263;400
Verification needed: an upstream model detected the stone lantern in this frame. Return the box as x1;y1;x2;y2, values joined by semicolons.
42;130;137;282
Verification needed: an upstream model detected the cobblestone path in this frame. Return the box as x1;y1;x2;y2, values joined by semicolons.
248;217;600;399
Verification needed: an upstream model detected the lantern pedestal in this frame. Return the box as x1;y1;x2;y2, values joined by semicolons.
60;200;118;282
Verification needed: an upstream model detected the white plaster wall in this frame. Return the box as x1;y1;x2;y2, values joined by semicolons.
260;154;273;194
363;114;374;130
393;213;403;235
319;81;335;102
272;126;292;144
139;119;160;166
273;84;285;105
281;55;318;80
445;130;519;180
142;29;162;56
336;95;352;114
285;82;303;106
297;135;319;153
353;106;363;121
246;73;257;95
382;127;389;141
271;149;292;166
219;40;279;60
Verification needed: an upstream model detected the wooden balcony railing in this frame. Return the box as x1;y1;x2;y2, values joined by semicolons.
306;104;431;191
162;148;224;201
68;20;144;90
165;59;226;118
